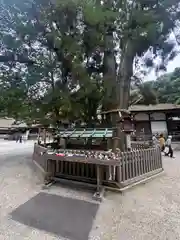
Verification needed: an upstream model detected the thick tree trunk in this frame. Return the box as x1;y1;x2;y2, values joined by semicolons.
118;40;134;109
117;40;134;151
103;33;119;151
102;35;134;151
50;70;61;127
102;33;118;111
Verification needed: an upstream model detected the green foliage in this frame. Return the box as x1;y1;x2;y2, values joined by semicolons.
0;0;180;126
132;68;180;105
153;68;180;104
130;82;159;105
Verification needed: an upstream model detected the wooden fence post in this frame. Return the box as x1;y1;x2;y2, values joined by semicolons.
116;157;122;183
131;150;135;178
135;150;138;178
128;151;133;179
121;152;125;182
125;151;129;181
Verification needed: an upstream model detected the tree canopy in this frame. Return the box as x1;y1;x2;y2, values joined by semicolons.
0;0;179;126
135;68;180;105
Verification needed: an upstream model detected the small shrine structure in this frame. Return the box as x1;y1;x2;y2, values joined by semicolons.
32;108;163;201
100;109;134;151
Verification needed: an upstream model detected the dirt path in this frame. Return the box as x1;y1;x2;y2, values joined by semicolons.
0;148;180;240
90;154;180;240
0;153;60;240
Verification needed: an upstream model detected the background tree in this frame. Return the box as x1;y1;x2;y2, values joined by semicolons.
134;68;180;105
116;0;180;109
130;82;159;105
153;68;180;104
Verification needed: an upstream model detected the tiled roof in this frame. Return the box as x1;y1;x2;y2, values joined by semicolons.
0;118;15;128
0;118;27;128
99;104;180;114
58;128;113;138
129;104;180;112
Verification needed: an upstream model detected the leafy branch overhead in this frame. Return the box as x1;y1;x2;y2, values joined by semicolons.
0;0;179;126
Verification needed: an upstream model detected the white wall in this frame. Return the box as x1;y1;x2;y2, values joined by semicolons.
151;121;167;134
150;112;166;121
134;113;149;121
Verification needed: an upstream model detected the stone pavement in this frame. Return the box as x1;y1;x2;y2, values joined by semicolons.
0;144;180;239
0;140;35;155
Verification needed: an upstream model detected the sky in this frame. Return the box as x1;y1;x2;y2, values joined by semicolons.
145;54;180;81
146;31;180;81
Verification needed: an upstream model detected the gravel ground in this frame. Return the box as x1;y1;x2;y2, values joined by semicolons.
0;143;180;240
89;154;180;240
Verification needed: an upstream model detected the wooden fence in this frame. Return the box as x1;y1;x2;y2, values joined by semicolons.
116;147;162;185
131;141;152;150
33;143;163;188
32;144;48;170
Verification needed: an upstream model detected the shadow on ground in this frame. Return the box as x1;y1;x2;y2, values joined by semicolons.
10;192;99;240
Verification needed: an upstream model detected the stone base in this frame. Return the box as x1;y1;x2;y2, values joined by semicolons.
42;180;56;189
92;187;105;202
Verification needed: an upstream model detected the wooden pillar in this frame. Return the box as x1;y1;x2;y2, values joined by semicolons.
148;113;152;138
126;133;131;150
166;112;169;136
111;112;122;151
38;128;40;140
43;128;47;145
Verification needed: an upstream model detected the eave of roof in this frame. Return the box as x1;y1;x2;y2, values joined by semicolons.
58;128;113;138
129;104;180;112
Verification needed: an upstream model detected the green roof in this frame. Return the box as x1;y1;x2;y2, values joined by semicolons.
59;128;113;138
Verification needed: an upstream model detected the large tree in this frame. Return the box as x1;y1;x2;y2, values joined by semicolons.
0;0;180;125
0;0;112;125
116;0;180;109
